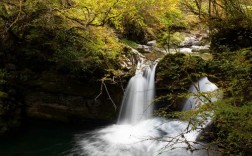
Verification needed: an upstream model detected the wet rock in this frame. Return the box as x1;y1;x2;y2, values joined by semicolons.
191;45;210;53
179;33;210;48
179;48;193;53
147;40;157;46
121;46;145;70
137;45;153;53
180;36;198;47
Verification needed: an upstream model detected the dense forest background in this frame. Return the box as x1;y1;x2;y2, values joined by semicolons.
0;0;251;155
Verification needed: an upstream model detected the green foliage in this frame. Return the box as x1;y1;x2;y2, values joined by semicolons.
181;0;252;51
181;48;251;155
181;0;252;20
110;0;184;42
213;100;252;154
156;47;251;154
156;53;208;110
0;0;128;134
0;0;186;135
158;31;186;49
0;0;126;75
120;39;138;49
211;26;252;51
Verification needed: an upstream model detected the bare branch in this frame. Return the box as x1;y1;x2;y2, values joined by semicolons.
6;0;23;31
103;81;117;110
95;79;117;111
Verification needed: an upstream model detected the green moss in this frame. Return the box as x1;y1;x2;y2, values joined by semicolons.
156;53;207;110
120;39;138;49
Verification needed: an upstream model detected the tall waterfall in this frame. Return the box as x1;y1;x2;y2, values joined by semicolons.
118;62;157;124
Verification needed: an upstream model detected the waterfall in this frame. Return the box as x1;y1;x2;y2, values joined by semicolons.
182;77;219;141
73;73;220;156
182;77;218;111
118;62;157;124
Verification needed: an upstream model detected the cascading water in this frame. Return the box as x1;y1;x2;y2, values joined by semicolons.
182;77;218;111
71;63;220;156
182;77;220;140
118;62;157;124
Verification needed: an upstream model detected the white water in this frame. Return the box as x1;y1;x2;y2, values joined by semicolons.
72;65;219;156
73;118;212;156
118;62;157;124
182;77;218;111
181;77;219;141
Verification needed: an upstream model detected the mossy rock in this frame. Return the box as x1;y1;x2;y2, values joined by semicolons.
155;53;207;111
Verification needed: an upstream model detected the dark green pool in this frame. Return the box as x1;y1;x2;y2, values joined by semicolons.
0;120;107;156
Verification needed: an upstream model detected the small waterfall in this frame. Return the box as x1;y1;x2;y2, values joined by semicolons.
182;77;219;141
182;77;218;111
118;62;157;124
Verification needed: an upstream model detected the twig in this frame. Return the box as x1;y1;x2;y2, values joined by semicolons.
95;80;103;101
6;0;23;31
103;82;117;111
95;79;117;111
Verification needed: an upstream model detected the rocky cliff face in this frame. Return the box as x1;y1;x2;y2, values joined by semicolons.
25;74;125;122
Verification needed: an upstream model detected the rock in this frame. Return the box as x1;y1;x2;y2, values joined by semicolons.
131;48;145;58
137;45;152;53
193;41;203;46
179;48;193;53
179;33;210;48
121;46;146;70
25;73;125;122
191;45;210;53
26;92;116;122
147;40;157;46
201;33;209;39
120;59;130;69
155;53;207;111
180;36;198;47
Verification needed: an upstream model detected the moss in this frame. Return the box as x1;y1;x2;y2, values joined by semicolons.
156;53;207;111
120;39;138;49
144;50;165;61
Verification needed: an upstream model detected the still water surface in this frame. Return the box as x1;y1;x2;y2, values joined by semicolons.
0;120;106;156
